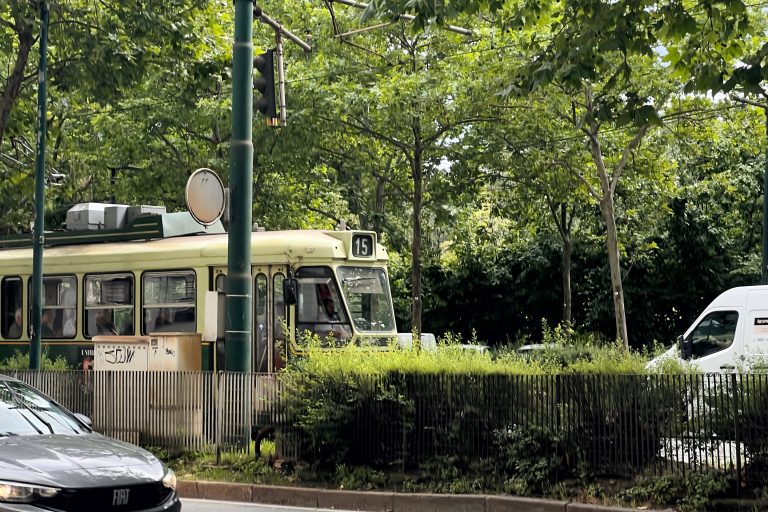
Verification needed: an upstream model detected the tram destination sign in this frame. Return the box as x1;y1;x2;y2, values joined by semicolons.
352;233;374;258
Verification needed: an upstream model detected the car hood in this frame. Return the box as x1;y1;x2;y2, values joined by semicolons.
0;434;164;488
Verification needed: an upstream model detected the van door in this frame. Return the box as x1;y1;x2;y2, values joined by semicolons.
684;307;743;372
744;309;768;370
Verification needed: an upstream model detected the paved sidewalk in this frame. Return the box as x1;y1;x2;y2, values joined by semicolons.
178;480;675;512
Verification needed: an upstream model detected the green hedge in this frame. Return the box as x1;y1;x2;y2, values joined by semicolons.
280;337;689;479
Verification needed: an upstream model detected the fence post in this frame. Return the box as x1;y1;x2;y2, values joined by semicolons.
215;371;222;465
401;372;408;474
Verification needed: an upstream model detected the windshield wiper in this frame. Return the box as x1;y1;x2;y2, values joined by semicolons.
343;276;376;283
5;386;54;435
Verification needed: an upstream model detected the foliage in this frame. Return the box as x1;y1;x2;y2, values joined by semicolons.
281;340;688;477
0;350;69;370
493;425;569;494
160;450;289;486
0;0;766;357
334;464;388;491
619;472;730;512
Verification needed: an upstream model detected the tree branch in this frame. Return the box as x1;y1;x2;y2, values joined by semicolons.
323;114;410;153
560;157;601;201
0;16;15;31
732;95;768;110
156;132;185;165
424;116;501;145
611;125;648;194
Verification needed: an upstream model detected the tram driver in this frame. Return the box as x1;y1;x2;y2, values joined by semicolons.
316;297;350;340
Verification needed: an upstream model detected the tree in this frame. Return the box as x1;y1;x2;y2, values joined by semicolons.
281;8;495;335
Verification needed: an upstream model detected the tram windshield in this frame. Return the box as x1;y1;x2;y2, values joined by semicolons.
337;267;395;333
295;267;352;341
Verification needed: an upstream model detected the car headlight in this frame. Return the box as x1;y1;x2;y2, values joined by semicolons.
0;481;60;503
162;468;177;492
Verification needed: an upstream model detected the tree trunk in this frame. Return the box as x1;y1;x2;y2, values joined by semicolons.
374;174;385;235
582;86;632;349
600;194;629;348
0;25;34;147
549;200;573;327
410;145;423;337
561;205;573;326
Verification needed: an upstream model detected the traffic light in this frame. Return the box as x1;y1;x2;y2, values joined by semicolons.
253;49;277;125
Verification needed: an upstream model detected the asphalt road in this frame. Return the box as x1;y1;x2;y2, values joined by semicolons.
181;498;355;512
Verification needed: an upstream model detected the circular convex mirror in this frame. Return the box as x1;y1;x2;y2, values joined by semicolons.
186;168;225;226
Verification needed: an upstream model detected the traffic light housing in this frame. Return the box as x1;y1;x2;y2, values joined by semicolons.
253;50;277;124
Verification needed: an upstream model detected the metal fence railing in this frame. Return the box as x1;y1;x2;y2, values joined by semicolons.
1;370;291;457
281;372;768;488
2;370;767;488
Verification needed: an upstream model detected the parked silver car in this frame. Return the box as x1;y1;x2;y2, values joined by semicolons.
0;374;180;511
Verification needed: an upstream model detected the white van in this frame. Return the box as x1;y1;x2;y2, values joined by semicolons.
651;286;768;372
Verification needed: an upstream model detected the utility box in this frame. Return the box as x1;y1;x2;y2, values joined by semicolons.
146;333;203;450
91;334;203;453
66;203;109;231
91;336;151;445
93;336;150;371
104;205;129;230
148;333;202;371
126;205;166;226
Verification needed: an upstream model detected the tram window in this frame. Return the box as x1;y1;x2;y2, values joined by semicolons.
142;271;196;334
215;274;226;293
28;276;77;339
273;273;285;342
1;277;23;339
84;274;134;337
338;267;396;332
254;274;267;373
295;266;351;343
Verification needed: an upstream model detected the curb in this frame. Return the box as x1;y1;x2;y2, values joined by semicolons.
177;480;674;512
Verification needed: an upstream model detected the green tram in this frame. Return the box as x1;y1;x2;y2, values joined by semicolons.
0;209;397;371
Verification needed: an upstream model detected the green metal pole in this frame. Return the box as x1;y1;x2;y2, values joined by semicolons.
225;0;254;372
30;1;49;371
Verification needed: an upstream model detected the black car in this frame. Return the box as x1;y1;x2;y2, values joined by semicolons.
0;374;180;511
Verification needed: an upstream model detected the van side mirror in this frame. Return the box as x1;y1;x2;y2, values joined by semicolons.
283;278;298;306
678;334;692;360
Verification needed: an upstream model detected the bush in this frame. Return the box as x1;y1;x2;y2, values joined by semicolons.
0;351;70;370
280;333;687;475
493;425;570;494
619;472;729;512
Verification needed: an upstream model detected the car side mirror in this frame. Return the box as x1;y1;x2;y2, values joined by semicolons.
678;334;692;360
74;413;93;428
283;278;298;306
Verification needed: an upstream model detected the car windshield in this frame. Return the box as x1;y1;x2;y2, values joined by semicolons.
0;380;89;436
337;267;396;333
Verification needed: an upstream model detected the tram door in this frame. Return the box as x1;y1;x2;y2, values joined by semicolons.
253;265;288;373
213;265;287;373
